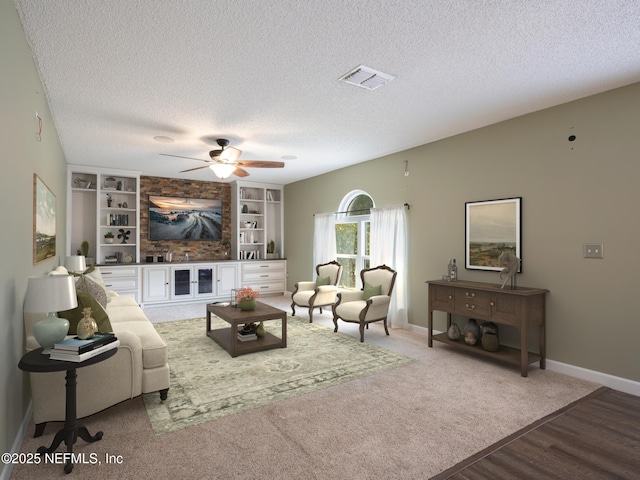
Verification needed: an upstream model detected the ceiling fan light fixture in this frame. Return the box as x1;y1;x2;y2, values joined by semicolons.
210;163;236;180
220;146;242;162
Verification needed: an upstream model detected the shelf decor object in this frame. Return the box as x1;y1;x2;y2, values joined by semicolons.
24;274;78;354
465;197;522;272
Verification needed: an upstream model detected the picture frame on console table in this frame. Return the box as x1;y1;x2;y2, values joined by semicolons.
465;197;521;272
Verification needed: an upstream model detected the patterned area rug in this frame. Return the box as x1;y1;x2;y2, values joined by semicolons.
143;316;413;435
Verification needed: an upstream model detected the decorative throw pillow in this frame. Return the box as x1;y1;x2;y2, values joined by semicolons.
363;282;382;300
72;266;110;304
316;275;331;286
75;275;108;308
58;291;113;334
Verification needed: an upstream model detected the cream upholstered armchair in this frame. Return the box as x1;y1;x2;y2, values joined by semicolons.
291;261;343;322
333;264;397;342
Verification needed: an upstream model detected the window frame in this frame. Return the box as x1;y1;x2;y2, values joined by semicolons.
335;190;374;290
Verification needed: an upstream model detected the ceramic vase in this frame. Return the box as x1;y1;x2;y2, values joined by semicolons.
77;307;98;339
256;321;266;337
447;323;461;341
33;315;70;354
239;299;256;311
463;318;481;346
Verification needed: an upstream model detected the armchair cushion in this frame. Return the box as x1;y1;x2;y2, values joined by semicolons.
58;291;113;334
316;275;331;286
363;282;382;300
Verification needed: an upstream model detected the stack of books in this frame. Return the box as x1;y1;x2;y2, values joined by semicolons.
237;328;257;342
49;332;119;362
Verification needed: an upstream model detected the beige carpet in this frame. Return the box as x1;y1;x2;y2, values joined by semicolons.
11;299;600;479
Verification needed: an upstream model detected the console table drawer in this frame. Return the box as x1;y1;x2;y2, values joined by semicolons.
454;289;490;316
430;285;455;311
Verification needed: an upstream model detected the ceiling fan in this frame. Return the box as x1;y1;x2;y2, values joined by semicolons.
160;139;285;179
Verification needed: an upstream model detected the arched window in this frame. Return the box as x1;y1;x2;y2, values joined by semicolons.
335;190;374;288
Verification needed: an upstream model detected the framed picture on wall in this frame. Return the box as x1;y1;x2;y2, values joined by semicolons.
465;197;521;272
33;174;56;264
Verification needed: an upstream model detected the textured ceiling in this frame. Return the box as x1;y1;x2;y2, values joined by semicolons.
14;0;640;185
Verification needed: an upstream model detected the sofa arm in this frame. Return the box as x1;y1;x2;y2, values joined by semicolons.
28;330;144;426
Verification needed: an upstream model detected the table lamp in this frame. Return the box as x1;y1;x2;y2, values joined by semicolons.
24;275;77;354
65;255;87;274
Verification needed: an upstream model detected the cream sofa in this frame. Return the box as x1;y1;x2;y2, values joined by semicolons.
24;287;169;436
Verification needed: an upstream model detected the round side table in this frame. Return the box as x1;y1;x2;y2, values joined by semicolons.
18;347;117;474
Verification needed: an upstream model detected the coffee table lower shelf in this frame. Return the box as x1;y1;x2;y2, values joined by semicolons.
207;328;284;356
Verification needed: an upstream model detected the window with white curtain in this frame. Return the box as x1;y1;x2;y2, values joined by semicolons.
335;190;374;289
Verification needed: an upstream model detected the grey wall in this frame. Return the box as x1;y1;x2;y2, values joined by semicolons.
1;0;68;460
284;81;640;383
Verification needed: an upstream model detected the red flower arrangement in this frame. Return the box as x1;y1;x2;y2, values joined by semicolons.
236;286;260;302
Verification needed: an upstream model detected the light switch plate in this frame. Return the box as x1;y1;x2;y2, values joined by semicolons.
583;243;604;259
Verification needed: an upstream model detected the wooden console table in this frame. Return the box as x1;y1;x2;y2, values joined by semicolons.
427;280;548;377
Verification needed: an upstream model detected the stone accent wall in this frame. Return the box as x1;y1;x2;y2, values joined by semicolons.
140;176;232;261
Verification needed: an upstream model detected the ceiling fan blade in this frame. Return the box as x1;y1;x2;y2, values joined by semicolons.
179;165;211;173
233;167;250;177
160;153;211;163
236;160;285;168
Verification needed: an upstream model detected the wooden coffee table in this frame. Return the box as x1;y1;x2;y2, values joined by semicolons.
206;301;287;357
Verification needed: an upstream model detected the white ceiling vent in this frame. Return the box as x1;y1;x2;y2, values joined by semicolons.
339;65;395;91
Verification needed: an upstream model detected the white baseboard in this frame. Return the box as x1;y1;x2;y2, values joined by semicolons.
1;402;32;480
407;324;640;396
546;360;640;396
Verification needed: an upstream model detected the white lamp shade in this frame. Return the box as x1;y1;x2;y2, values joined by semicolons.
24;275;78;313
25;275;77;353
210;163;236;180
65;255;87;273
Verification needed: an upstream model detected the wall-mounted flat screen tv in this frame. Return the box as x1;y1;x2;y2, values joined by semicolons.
149;195;223;240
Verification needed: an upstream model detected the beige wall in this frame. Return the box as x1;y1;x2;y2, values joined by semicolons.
1;0;68;460
285;82;640;383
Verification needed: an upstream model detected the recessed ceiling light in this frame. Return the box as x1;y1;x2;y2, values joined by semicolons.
281;155;297;160
154;135;174;143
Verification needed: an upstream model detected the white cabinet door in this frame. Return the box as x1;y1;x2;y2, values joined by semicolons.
143;267;170;303
216;263;239;298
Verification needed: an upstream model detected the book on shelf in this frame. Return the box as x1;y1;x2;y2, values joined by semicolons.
237;334;257;342
53;333;117;354
49;339;120;363
237;329;257;342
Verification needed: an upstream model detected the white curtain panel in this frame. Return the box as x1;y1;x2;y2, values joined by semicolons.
313;212;337;276
371;205;408;329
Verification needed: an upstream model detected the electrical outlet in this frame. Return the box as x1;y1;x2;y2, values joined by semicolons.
583;243;604;259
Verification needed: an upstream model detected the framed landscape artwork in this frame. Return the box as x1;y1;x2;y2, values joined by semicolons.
148;195;223;240
465;197;521;272
33;174;56;264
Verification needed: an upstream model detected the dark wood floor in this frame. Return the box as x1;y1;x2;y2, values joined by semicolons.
432;387;640;480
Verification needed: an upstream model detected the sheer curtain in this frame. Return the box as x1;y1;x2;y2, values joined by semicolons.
313;212;336;274
370;205;408;329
